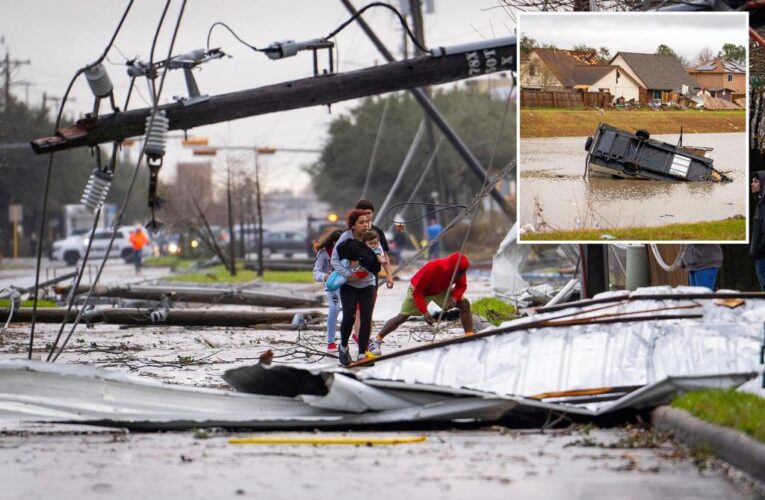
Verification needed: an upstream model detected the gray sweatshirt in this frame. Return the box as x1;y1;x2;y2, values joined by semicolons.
330;230;376;289
681;244;723;271
313;248;332;283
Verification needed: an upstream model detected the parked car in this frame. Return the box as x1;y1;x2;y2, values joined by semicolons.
232;224;268;254
51;228;136;266
261;231;307;257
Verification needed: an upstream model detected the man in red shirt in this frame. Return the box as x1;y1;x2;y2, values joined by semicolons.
368;252;474;356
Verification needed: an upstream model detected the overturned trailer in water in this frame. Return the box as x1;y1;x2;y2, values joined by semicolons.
584;123;731;182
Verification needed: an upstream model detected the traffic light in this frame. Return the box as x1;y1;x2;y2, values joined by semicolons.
327;213;338;222
256;146;276;155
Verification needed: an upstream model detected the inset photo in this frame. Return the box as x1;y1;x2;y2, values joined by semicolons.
517;12;748;243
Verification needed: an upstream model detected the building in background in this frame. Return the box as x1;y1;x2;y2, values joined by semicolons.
608;52;697;104
688;58;746;102
263;189;331;230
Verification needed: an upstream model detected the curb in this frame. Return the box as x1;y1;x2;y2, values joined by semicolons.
652;406;765;483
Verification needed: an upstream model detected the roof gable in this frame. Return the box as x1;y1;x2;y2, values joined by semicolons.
689;57;745;74
531;48;599;87
609;52;697;92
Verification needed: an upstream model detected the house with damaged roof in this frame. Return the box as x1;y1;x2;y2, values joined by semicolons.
688;58;746;101
608;52;698;104
522;48;642;102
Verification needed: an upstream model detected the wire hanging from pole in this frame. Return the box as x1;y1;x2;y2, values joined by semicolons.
51;0;189;363
385;202;466;225
430;91;515;340
27;0;136;360
385;157;516;283
360;98;391;198
372;120;426;226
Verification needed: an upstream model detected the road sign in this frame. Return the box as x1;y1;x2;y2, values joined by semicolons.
8;204;22;223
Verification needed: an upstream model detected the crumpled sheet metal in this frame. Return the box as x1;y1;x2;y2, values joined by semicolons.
0;360;515;430
497;373;756;416
358;286;764;411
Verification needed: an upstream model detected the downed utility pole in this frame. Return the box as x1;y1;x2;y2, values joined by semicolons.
340;0;514;216
31;38;516;154
9;308;323;327
54;284;323;308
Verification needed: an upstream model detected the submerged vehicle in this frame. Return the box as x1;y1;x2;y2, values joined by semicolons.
584;123;731;182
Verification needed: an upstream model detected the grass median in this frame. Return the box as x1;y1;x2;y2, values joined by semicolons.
520;218;745;242
142;256;196;269
0;299;57;308
672;389;765;444
521;109;745;138
165;264;314;284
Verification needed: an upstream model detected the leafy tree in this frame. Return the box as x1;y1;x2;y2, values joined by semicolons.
571;44;610;63
718;43;745;63
306;88;516;217
520;35;537;53
656;44;690;67
572;43;596;54
655;44;677;57
0;95;150;257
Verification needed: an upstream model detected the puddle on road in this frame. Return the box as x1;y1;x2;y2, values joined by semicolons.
519;133;747;232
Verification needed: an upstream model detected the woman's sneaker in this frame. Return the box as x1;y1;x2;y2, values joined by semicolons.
327;342;338;354
338;344;352;366
368;338;382;356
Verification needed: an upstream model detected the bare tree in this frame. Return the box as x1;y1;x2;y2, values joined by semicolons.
520;61;560;90
694;47;715;67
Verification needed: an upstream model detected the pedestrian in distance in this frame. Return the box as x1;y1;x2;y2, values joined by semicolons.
28;232;38;257
312;228;344;353
680;244;723;291
426;217;442;260
390;225;407;264
369;252;474;356
751;172;765;290
331;209;381;366
128;225;149;274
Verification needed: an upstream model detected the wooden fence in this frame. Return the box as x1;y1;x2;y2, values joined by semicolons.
521;90;612;108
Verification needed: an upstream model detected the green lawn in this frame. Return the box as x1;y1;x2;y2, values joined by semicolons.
472;297;517;326
672;389;765;444
142;256;195;269
521;108;746;138
0;299;57;308
165;264;314;284
521;218;745;242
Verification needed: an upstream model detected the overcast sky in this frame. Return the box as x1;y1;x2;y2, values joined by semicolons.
1;0;517;193
520;12;747;62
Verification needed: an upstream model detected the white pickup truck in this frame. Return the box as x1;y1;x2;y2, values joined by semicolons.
51;228;136;266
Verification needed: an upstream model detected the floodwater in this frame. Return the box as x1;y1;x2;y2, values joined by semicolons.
519;133;747;234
